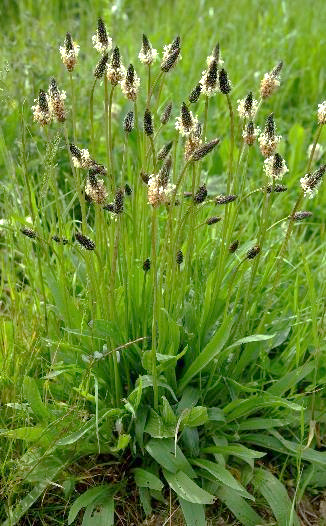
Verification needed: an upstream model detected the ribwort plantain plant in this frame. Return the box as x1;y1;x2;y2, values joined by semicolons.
3;16;326;526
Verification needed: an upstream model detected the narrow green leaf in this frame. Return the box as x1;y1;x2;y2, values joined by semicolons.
244;432;326;465
23;377;49;423
207;408;226;422
57;409;121;446
179;497;206;526
163;470;215;504
253;468;300;526
162;396;177;426
225;333;275;351
81;497;114;526
145;409;175;438
139;487;152;517
2;461;63;526
202;444;265;462
192;459;253;500
238;418;287;431
146;439;196;477
180;317;232;390
216;486;264;526
181;406;208;429
133;468;163;491
68;486;113;525
267;362;314;396
224;393;302;421
0;426;45;442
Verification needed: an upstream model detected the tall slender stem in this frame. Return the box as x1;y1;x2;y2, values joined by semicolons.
89;79;97;154
63;125;86;231
203;96;209;141
226;94;235;193
257;123;323;331
147;64;151;107
104;76;112;189
70;72;77;143
151;207;159;410
108;85;115;185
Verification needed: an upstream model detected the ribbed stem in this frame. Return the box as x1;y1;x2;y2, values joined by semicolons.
70;72;77;143
108;85;115;186
89;79;97;154
151;206;159;410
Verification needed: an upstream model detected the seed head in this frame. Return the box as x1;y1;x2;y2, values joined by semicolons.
114;188;124;214
103;203;115;212
139;34;158;65
184;132;202;161
200;59;219;97
246;245;260;259
75;232;95;250
291;211;312;221
92;18;112;53
266;184;287;193
300;164;326;199
144;108;154;136
182;102;193;127
219;69;231;94
243;121;260;146
143;258;151;272
157;141;173;160
191;138;220;161
160;102;173;124
89;164;107;176
70;144;94;169
171;36;180;50
176;249;183;265
271;61;283;77
47;78;66;122
85;174;108;204
194;184;207;204
258;115;281;157
161;37;181;72
175;103;198;137
266;113;275;138
237;92;259;119
260;61;282;99
60;32;79;72
125;183;132;195
107;46;126;85
215;194;237;205
229;240;239;253
189;83;202;103
157;156;172;187
206;43;224;69
94;53;109;78
32;89;52;126
206;216;221;225
52;235;68;244
317;101;326;124
123;110;134;133
147;167;175;207
21;227;37;239
264;153;288;181
140;171;150;184
121;64;140;101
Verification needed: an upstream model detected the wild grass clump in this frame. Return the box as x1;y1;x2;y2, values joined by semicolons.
1;14;326;526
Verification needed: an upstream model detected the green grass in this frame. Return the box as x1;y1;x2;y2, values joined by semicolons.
0;0;326;525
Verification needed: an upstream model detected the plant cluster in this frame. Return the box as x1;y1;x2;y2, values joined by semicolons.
2;16;326;526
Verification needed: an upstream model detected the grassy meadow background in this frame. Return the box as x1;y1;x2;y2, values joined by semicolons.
1;0;326;524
